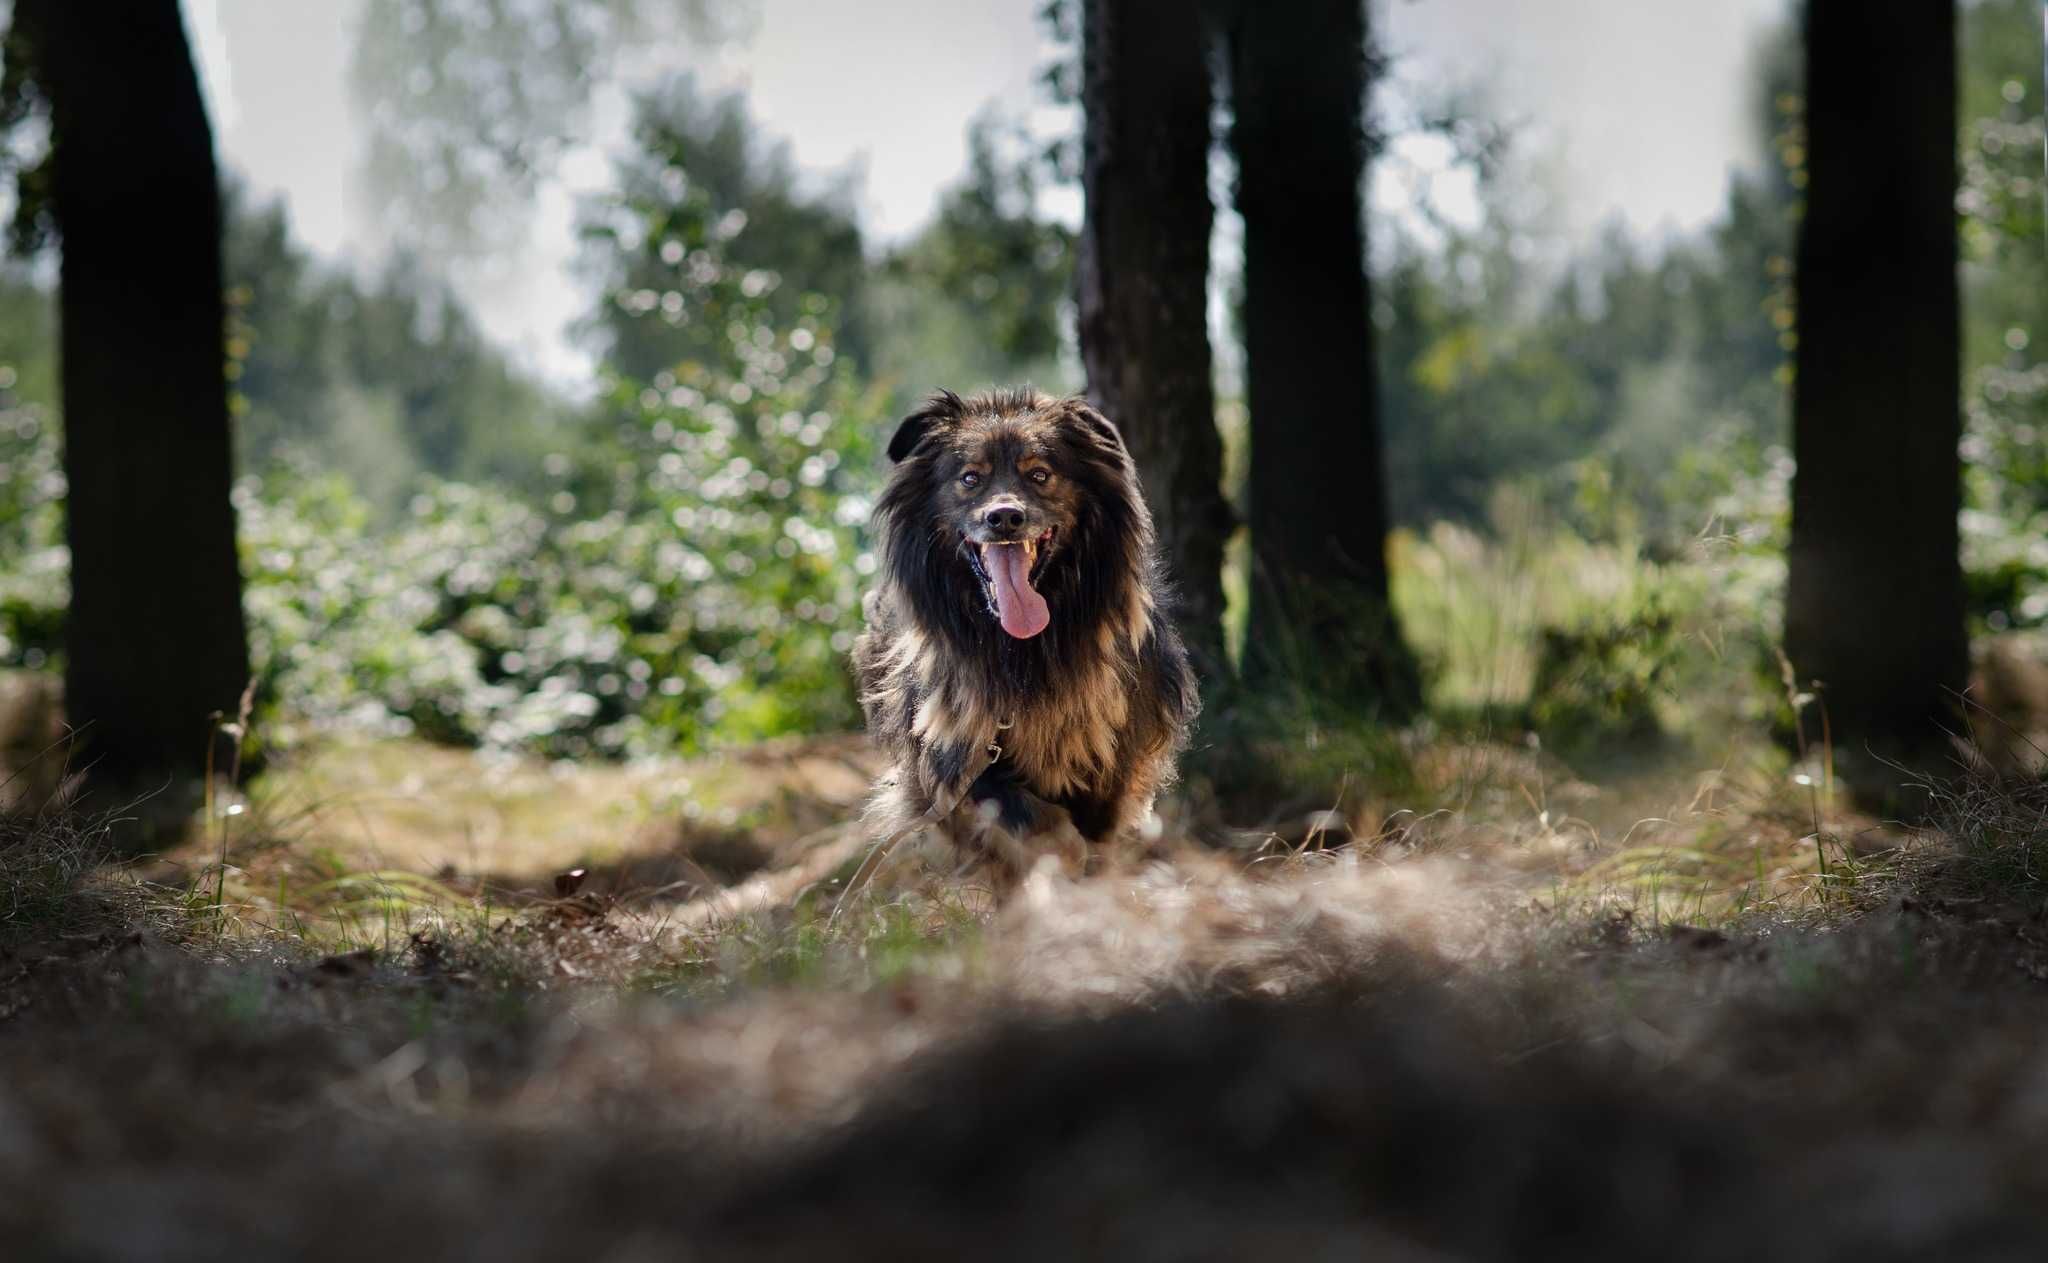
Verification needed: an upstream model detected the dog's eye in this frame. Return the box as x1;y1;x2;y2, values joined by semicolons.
960;471;981;489
1028;469;1050;485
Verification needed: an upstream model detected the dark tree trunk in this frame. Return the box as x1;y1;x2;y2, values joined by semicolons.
36;0;249;788
1224;0;1417;716
1078;0;1232;684
1785;0;1963;796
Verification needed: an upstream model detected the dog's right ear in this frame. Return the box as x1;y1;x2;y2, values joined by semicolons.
887;390;964;463
1058;399;1127;457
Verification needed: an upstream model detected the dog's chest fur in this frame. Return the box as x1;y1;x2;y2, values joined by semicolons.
896;616;1143;801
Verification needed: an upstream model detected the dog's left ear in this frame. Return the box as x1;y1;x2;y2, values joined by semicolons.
888;390;965;463
1059;400;1128;457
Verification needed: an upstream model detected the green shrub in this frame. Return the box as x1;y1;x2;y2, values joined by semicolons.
1525;599;1678;748
237;261;886;758
0;392;65;671
0;179;890;760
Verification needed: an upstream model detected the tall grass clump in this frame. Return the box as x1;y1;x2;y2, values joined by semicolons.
0;805;124;945
1924;765;2048;897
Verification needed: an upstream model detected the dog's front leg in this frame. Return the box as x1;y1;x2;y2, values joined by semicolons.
954;763;1087;885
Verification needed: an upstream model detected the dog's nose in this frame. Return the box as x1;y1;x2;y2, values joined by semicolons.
985;505;1026;535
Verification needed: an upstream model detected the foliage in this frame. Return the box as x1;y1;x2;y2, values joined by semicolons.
234;183;883;757
570;133;888;741
0;177;885;758
0;268;61;669
868;114;1079;407
1376;0;2048;647
1389;497;1785;754
0;179;567;515
0;379;62;671
1376;231;1602;526
1376;55;1796;550
225;185;569;508
578;90;1078;419
0;1;56;258
349;0;734;259
1525;599;1678;748
1957;0;2048;632
1372;2;2048;653
578;79;874;382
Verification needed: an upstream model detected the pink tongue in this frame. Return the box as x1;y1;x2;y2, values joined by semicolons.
985;544;1050;639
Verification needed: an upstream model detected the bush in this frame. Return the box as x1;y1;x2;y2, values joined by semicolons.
1525;599;1678;748
3;182;890;760
237;269;887;758
0;392;65;672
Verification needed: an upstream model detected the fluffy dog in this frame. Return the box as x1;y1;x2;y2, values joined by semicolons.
852;389;1197;873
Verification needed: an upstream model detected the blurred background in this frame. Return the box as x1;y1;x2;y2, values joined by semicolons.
0;0;2039;795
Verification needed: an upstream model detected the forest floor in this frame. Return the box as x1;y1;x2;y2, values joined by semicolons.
8;719;2048;1259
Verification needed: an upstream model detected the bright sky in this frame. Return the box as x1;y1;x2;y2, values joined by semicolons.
183;0;1789;388
1377;0;1790;233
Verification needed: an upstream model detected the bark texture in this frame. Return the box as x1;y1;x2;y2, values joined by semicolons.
1785;0;1964;792
1225;0;1418;714
1078;0;1233;683
35;0;250;787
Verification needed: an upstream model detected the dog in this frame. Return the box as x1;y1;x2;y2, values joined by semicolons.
853;388;1198;875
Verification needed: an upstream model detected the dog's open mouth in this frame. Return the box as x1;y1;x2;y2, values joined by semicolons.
968;527;1055;639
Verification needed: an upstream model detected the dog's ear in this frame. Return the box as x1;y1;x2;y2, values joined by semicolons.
887;390;965;463
1059;400;1127;458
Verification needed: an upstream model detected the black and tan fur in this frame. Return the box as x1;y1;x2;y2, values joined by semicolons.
853;389;1197;871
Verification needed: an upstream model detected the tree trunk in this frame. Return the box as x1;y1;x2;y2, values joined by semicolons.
1225;0;1418;716
1785;0;1963;797
1077;0;1232;684
36;0;250;789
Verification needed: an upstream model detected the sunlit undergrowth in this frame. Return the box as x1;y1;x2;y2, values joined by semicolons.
0;708;1963;1069
1;693;1875;1016
1391;495;1786;752
0;181;891;765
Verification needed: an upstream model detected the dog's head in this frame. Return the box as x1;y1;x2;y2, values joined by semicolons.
877;389;1142;642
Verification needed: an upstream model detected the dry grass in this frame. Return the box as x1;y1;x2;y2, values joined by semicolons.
1391;518;1666;712
9;710;2048;1256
